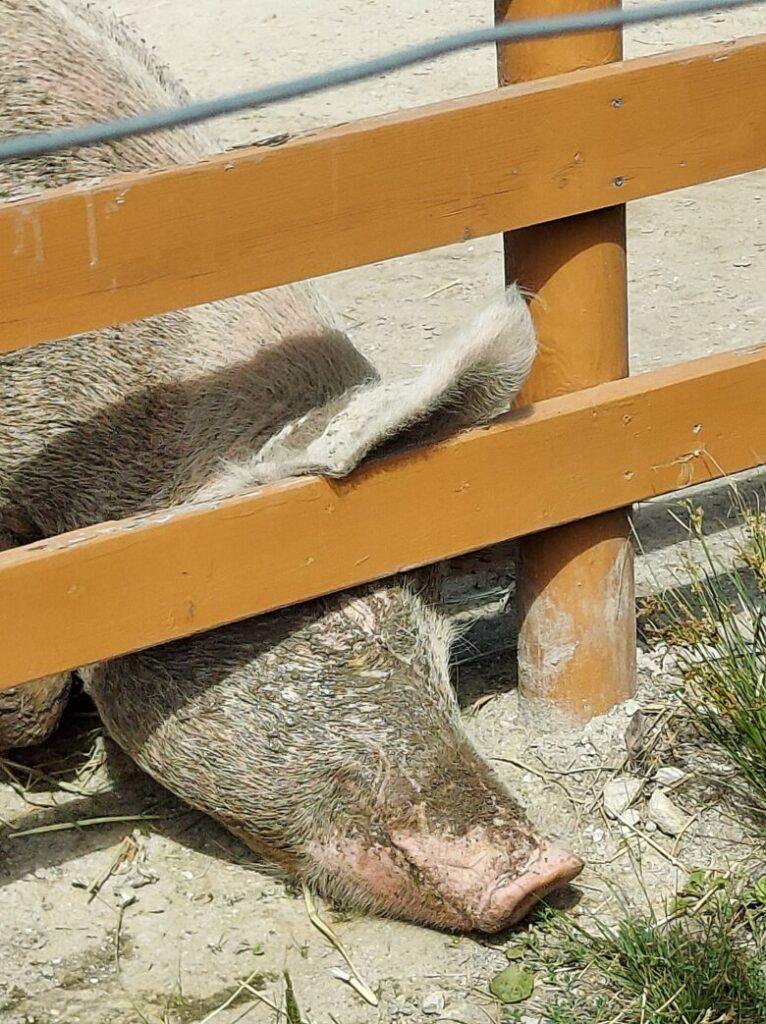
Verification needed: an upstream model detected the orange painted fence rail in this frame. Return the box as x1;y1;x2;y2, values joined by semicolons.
1;35;765;701
1;343;764;690
1;36;765;352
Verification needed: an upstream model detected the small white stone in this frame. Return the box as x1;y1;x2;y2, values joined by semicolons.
685;643;723;664
603;776;642;820
647;791;690;836
592;828;605;843
636;649;663;676
115;889;137;910
422;991;446;1015
620;808;641;829
655;766;686;787
659;647;678;671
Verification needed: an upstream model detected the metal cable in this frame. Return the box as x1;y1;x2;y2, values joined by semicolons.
0;0;762;161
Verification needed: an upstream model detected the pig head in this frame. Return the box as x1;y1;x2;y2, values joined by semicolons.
83;289;582;933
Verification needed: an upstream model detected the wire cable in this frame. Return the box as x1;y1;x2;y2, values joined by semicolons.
0;0;762;161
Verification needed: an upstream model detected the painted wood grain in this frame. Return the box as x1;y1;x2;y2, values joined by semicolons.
1;35;764;352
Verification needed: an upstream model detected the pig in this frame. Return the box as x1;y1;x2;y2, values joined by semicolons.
0;0;583;931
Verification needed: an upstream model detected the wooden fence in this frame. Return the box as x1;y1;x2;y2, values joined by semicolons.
1;3;764;719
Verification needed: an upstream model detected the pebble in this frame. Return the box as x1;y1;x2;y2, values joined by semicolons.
421;991;446;1015
658;646;678;671
636;648;663;676
655;766;686;787
647;791;690;836
114;888;138;909
684;643;723;664
591;828;605;843
603;776;642;821
620;808;642;829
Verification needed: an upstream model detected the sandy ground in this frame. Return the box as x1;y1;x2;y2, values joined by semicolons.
2;1;766;1022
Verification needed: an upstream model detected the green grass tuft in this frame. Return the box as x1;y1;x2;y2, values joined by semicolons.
641;495;766;811
530;876;766;1024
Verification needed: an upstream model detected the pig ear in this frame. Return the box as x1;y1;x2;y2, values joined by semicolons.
252;284;536;483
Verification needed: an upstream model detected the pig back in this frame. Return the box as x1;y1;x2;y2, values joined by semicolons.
0;0;373;538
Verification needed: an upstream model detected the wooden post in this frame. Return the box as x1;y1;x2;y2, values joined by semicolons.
495;0;636;720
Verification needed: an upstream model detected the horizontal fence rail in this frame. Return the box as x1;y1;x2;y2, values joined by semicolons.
0;35;765;353
1;342;764;689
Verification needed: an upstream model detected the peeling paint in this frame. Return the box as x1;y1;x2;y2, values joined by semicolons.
73;176;103;191
519;536;635;715
106;188;129;216
12;216;24;258
30;214;44;263
84;194;99;268
518;600;578;700
13;209;44;263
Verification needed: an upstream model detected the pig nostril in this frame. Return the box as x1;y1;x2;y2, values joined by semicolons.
476;847;583;932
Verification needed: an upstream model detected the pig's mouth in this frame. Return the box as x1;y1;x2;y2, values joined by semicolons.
309;828;583;934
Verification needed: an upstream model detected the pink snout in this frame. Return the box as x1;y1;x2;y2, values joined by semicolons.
475;842;584;932
314;830;583;933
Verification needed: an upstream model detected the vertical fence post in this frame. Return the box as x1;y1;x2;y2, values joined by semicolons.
495;0;636;720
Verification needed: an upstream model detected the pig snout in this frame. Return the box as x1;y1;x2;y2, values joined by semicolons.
312;827;582;933
391;834;583;933
305;733;583;934
478;842;584;931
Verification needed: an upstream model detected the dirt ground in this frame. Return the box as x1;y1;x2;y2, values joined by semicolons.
2;1;766;1022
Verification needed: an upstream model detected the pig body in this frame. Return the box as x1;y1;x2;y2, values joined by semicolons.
0;0;582;931
0;0;372;537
